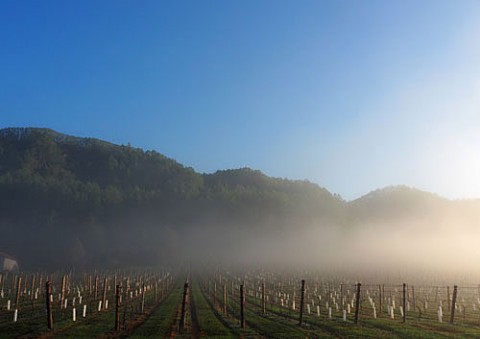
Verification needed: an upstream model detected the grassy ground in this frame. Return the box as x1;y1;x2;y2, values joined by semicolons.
190;280;237;338
243;293;480;338
4;272;480;338
128;281;182;338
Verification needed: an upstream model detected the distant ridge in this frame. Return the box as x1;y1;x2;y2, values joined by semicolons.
351;185;445;203
0;127;467;204
0;127;453;201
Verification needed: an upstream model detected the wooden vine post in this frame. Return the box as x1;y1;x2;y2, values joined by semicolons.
262;282;266;314
94;276;99;302
240;284;245;328
113;275;117;298
223;284;227;314
60;275;66;309
402;283;406;323
179;280;189;332
450;285;458;324
447;286;451;315
88;275;92;296
46;281;53;330
115;285;121;332
213;281;217;309
299;279;305;326
123;277;130;327
378;285;382;316
30;274;35;302
102;277;108;310
355;283;361;324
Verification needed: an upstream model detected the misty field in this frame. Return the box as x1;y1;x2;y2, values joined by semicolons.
2;268;480;338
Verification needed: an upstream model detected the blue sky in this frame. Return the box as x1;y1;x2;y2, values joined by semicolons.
2;0;480;200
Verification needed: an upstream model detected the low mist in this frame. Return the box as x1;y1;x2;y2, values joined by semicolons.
178;203;480;283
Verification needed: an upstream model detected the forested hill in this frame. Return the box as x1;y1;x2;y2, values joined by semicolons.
0;127;344;268
1;128;477;269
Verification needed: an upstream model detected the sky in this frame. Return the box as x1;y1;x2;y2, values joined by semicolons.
1;0;480;201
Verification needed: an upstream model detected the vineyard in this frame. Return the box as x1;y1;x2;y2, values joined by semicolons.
2;268;480;338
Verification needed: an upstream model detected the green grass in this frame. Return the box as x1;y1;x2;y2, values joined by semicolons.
50;308;117;338
0;299;101;338
128;281;182;338
208;274;480;339
244;293;480;338
214;287;318;338
31;282;170;338
191;280;236;338
6;271;480;339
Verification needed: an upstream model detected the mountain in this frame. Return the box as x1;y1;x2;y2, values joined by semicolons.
348;185;448;223
1;127;479;269
0;127;344;268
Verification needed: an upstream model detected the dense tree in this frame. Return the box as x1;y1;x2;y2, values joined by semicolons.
2;128;466;269
0;128;346;268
